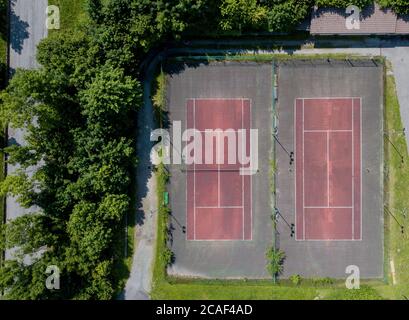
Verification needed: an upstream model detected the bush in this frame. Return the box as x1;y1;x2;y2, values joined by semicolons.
312;277;334;286
266;0;312;32
220;0;268;31
315;0;373;8
265;247;286;282
325;285;383;300
378;0;409;14
289;274;302;286
163;247;175;266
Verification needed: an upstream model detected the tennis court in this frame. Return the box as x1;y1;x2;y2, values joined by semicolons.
186;98;252;241
295;97;362;240
277;61;383;278
166;61;272;278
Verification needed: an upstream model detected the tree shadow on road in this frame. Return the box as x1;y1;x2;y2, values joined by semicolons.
9;0;30;54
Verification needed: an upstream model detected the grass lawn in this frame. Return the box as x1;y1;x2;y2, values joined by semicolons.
48;0;87;31
374;71;409;300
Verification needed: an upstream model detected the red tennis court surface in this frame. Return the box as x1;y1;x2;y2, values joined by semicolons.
186;98;252;241
295;98;362;241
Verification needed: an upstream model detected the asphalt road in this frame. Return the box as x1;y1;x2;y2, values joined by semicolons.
6;0;48;258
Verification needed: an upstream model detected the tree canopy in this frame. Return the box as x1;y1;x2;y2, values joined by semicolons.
0;23;141;298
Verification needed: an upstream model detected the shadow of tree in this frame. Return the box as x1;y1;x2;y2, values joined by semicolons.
0;0;7;41
10;0;30;54
0;62;6;86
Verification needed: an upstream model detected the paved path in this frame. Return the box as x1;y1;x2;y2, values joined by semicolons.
6;0;48;257
9;0;48;70
122;54;158;300
382;43;409;142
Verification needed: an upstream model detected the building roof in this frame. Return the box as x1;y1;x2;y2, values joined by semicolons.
310;3;409;35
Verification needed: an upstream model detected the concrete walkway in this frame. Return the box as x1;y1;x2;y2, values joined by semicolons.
6;0;48;259
122;52;159;300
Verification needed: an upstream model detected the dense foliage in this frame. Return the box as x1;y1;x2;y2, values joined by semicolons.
0;31;141;298
379;0;409;14
219;0;314;32
315;0;373;8
0;0;7;87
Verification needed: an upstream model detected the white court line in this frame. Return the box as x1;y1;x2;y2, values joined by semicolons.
295;97;363;242
304;129;352;133
186;97;251;101
218;132;220;207
301;97;361;100
294;99;298;240
327;131;330;207
360;97;363;241
187;98;253;241
241;99;244;240
304;206;353;209
302;98;305;240
196;206;244;209
249;98;253;241
193;99;196;240
185;99;189;241
352;98;355;239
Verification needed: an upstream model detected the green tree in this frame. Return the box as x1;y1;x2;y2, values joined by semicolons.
378;0;409;14
315;0;373;8
266;0;312;32
86;0;103;23
220;0;268;31
266;247;286;283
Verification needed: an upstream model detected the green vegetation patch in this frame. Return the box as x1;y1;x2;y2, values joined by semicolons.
48;0;88;31
376;72;409;299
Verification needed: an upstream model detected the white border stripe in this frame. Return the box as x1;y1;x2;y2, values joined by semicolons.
294;97;363;242
187;98;253;241
352;98;355;239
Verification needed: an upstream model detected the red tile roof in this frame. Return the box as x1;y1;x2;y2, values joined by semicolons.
310;3;409;35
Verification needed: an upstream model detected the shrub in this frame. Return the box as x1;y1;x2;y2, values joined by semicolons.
163;247;175;266
266;247;286;282
289;274;302;286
